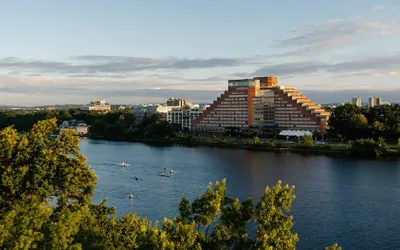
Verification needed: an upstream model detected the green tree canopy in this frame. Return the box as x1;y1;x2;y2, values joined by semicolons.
0;119;341;249
329;103;400;141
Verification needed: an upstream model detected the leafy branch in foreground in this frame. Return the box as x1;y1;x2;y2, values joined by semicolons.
0;119;341;249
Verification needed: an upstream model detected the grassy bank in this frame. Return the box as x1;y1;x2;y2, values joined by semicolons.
87;135;400;159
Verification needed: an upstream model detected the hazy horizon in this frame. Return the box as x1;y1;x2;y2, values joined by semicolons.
1;88;399;107
1;0;399;106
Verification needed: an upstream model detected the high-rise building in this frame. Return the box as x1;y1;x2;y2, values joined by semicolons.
369;96;383;107
352;97;362;107
376;97;383;106
369;97;376;107
192;76;330;135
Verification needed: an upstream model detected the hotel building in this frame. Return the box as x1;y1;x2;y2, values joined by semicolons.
192;76;330;135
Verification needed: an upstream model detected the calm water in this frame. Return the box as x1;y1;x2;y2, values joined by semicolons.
80;139;400;250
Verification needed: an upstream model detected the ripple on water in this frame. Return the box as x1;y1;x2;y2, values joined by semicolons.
81;140;400;250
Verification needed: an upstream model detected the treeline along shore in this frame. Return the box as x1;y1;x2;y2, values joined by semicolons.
0;104;399;159
0;118;345;249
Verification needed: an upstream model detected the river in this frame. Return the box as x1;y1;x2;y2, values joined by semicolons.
80;139;400;250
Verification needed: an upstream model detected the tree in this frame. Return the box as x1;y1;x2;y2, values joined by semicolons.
253;136;261;145
90;120;109;137
0;119;340;249
368;104;400;132
0;118;96;206
328;104;361;140
351;138;389;158
301;134;314;147
191;180;226;238
349;114;368;129
255;181;298;249
326;243;342;250
210;197;253;248
0;118;97;249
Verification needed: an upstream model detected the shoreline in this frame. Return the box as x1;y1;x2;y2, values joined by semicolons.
87;136;400;160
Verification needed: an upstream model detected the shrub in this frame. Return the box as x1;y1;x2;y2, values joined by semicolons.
253;136;261;145
351;138;389;158
301;135;314;147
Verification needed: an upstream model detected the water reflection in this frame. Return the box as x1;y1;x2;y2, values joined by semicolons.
80;140;400;250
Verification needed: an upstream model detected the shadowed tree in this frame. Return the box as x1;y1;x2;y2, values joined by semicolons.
0;119;341;249
255;181;298;250
0;118;97;249
325;243;342;250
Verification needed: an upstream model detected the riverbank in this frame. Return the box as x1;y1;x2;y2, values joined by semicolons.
88;135;400;160
81;135;400;250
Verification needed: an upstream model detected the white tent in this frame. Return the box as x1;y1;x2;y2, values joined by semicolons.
279;130;313;137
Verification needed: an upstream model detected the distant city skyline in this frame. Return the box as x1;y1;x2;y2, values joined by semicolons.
0;0;400;106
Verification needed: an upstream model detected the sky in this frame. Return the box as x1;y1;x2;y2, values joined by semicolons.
0;0;399;106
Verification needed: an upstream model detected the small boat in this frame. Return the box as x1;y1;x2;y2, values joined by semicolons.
170;169;174;174
129;194;135;199
120;162;129;167
135;176;139;181
161;173;165;177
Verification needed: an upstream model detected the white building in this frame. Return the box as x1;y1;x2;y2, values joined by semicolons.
168;104;208;131
352;97;362;107
132;104;158;124
369;96;383;108
81;98;111;113
132;104;180;124
59;120;90;136
155;105;176;121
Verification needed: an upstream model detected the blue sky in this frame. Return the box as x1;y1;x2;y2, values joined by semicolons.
0;0;399;105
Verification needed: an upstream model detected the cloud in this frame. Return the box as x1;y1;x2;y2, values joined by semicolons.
0;56;249;77
1;83;399;107
273;18;399;56
0;78;223;106
372;5;384;11
252;61;328;77
251;54;400;77
303;89;400;104
1;52;399;106
327;54;400;73
1;15;399;106
73;55;145;62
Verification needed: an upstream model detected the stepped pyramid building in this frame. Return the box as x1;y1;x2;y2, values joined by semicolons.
192;76;330;135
